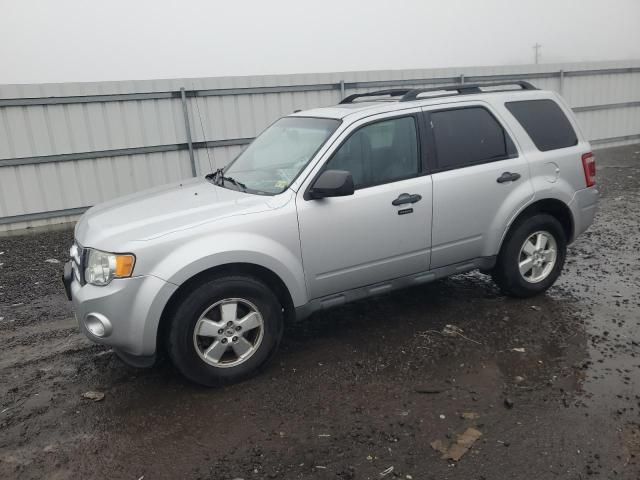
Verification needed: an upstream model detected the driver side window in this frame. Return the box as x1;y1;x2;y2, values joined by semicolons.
326;116;419;189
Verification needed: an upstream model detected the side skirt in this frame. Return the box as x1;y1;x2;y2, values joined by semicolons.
294;256;496;321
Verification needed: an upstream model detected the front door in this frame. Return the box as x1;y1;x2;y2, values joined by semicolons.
296;113;432;300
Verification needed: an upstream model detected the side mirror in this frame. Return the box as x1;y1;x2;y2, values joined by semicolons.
309;169;354;199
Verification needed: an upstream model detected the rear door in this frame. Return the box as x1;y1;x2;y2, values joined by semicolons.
425;102;534;269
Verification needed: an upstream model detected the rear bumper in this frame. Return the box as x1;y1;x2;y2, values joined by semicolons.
69;273;177;357
569;186;599;241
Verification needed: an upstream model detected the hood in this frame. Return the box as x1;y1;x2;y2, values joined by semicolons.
75;178;278;247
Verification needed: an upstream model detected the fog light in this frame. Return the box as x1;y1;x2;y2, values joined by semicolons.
84;313;112;338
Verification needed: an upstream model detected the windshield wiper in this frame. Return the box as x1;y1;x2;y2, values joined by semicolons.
207;168;247;192
222;176;247;191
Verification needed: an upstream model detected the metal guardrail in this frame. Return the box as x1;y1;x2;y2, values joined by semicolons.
0;206;89;226
1;132;637;227
572;100;640;112
1;66;639;170
590;133;640;145
0;95;634;169
0;138;253;168
2;67;639;108
1;65;639;227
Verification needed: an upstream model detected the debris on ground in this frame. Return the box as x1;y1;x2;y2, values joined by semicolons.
461;412;479;420
430;439;448;455
504;398;514;409
44;258;60;264
511;347;526;353
530;305;541;311
441;324;463;337
514;375;525;383
441;324;482;344
431;428;483;461
379;466;394;477
81;391;105;402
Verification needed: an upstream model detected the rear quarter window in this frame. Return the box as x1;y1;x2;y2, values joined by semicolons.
505;99;578;151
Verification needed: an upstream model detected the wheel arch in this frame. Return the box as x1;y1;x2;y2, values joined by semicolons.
501;198;574;252
156;262;296;354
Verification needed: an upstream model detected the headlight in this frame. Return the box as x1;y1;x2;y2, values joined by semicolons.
84;249;135;286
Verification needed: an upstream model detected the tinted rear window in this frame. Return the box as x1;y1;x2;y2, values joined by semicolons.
430;107;517;170
505;99;578;151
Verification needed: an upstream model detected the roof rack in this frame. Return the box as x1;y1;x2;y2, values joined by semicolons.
339;88;412;104
339;81;537;104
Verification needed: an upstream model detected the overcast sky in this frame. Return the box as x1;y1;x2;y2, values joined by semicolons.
1;0;639;85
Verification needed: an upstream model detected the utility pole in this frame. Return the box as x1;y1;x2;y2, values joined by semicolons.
533;43;542;64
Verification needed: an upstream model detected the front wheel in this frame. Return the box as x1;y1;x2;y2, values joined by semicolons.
491;214;567;297
166;275;284;387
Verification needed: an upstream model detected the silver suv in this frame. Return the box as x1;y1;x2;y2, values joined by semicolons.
62;81;598;386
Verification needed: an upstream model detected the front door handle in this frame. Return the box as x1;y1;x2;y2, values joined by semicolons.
496;172;521;183
392;193;422;206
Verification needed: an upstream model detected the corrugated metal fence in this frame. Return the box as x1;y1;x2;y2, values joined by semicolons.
1;59;639;232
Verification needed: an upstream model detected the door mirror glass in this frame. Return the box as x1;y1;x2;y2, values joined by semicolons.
309;170;354;199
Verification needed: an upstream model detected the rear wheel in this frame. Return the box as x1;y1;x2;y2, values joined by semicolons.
491;214;567;297
166;275;283;387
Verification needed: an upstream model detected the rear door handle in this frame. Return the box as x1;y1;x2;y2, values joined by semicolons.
392;193;422;206
496;172;521;183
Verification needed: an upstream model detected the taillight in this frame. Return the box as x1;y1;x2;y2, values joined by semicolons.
581;152;596;187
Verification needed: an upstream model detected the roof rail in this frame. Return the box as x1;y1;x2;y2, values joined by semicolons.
339;88;413;104
338;81;537;104
399;81;537;102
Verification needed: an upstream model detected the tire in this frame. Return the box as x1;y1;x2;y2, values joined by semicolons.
166;275;284;387
491;213;567;298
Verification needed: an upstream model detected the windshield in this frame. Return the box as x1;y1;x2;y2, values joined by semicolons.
222;117;340;194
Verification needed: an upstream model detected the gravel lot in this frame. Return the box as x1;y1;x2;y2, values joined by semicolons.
1;145;639;480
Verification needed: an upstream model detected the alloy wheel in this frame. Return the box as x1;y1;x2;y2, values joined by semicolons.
518;230;558;283
193;298;264;368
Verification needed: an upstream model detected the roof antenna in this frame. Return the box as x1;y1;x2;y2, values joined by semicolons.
192;84;215;175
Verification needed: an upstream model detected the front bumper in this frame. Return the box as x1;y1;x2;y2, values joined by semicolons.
62;261;73;300
64;263;177;357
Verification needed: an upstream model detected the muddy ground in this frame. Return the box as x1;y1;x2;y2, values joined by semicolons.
1;145;639;480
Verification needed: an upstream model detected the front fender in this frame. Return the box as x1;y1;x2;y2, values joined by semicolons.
151;232;308;307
